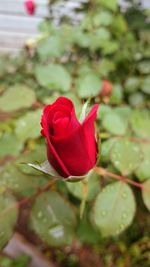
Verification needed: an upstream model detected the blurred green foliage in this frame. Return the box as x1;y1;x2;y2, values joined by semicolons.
0;0;150;266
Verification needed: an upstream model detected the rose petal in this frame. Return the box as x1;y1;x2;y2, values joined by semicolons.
51;105;98;176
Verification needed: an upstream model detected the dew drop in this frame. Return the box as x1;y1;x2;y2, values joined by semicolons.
119;223;125;231
122;192;127;198
115;229;120;235
48;225;64;238
122;212;127;219
37;211;43;218
0;231;4;237
101;210;107;217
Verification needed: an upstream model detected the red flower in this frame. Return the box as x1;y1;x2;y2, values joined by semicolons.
24;0;36;15
41;97;98;178
100;80;112;97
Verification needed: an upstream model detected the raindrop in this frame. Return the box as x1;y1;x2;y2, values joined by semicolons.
37;211;43;218
0;231;4;237
115;229;120;235
48;225;64;238
122;212;127;219
122;192;127;198
101;210;107;217
119;223;125;231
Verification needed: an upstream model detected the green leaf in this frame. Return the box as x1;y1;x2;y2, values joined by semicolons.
97;0;118;11
97;59;116;76
37;36;65;60
92;182;136;237
97;104;112;120
76;73;101;98
95;28;111;42
73;29;91;48
102;111;128;135
142;179;150;211
66;172;100;201
128;93;145;107
0;133;23;158
110;84;123;104
141;76;150;95
130;110;150;139
125;77;141;94
102;41;119;55
0;192;18;249
30;191;76;246
93;11;113;27
15;109;42;142
135;144;150;182
35;64;71;92
110;139;143;176
101;138;116;162
0;164;40;195
138;61;150;74
0;85;36;112
114;106;132;119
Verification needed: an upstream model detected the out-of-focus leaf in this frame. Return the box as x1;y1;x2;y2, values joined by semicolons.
128;92;145;107
0;192;18;249
125;77;141;94
130;110;150;139
76;73;101;98
141;76;150;94
93;11;113;27
35;64;71;92
110;84;123;104
37;36;65;60
0;85;36;112
0;164;42;195
97;0;118;11
101;138;116;162
142;179;150;212
102;111;128;135
15;109;42;142
0;133;23;158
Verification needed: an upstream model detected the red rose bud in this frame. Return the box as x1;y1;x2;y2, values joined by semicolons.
100;80;112;97
24;0;36;15
41;97;99;178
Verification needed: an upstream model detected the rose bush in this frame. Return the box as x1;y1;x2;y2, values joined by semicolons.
41;97;98;178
